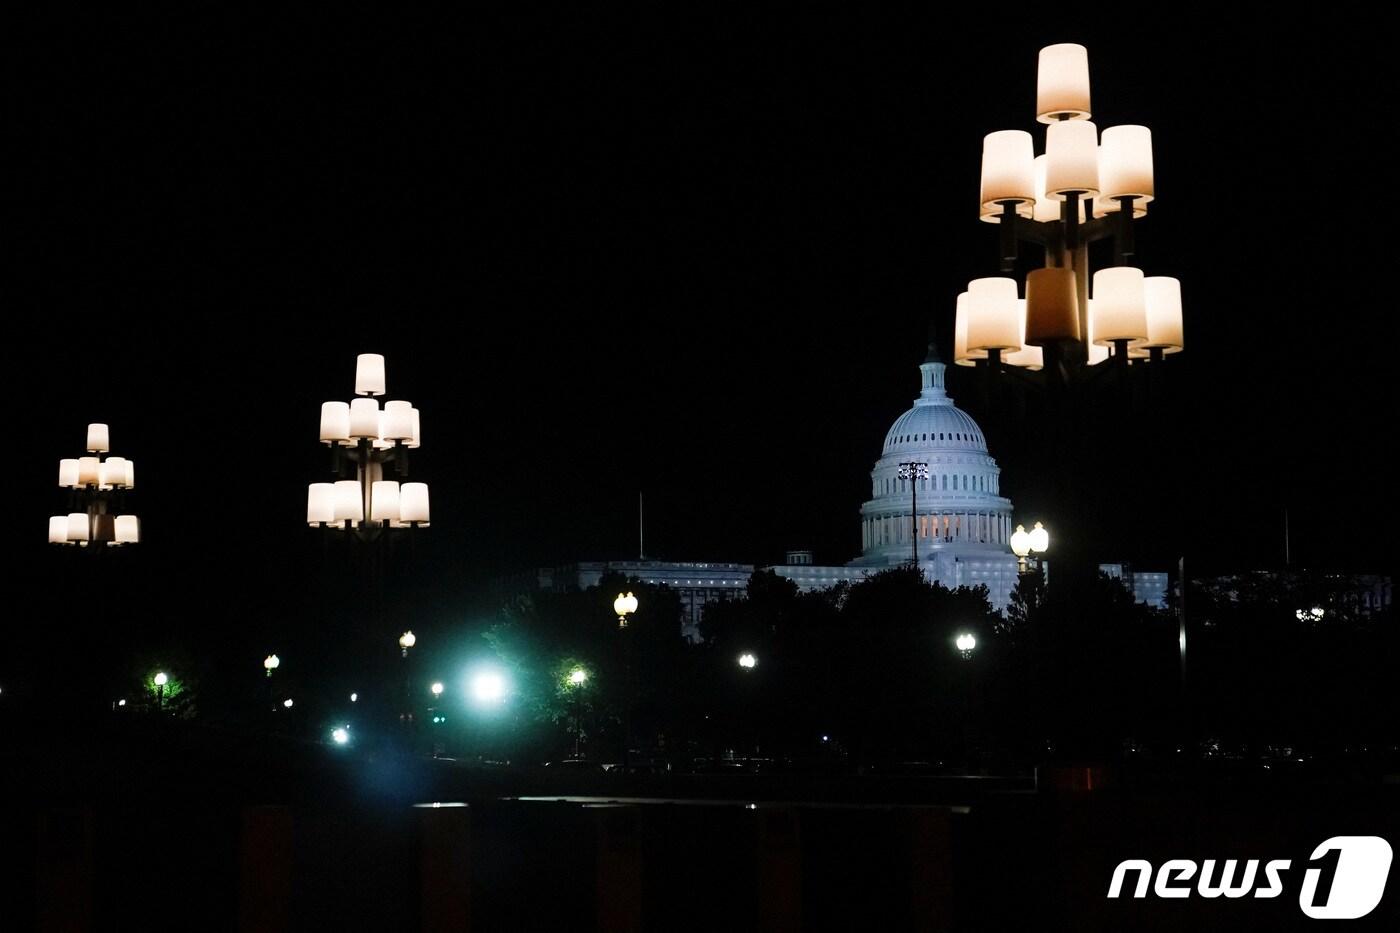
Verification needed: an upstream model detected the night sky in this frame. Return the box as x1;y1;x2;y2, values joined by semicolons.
13;12;1394;672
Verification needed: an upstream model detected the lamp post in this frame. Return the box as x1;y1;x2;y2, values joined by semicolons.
153;671;168;711
897;462;930;567
963;44;1184;385
398;631;416;731
614;592;639;771
955;633;977;660
263;654;280;677
307;354;431;541
1010;521;1050;575
49;424;140;550
567;667;588;759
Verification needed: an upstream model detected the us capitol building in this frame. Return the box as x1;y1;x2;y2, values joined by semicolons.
530;334;1032;641
771;337;1020;609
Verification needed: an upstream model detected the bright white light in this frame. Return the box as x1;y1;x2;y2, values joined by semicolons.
283;698;294;709
568;669;588;686
738;653;757;669
118;699;127;707
331;727;349;745
153;672;168;687
469;669;509;705
399;630;416;649
431;682;444;697
349;692;358;702
264;654;280;671
955;633;977;653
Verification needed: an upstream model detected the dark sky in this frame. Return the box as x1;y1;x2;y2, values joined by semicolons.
12;11;1395;668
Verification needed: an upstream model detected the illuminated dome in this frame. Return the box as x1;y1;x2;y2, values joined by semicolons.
853;337;1020;610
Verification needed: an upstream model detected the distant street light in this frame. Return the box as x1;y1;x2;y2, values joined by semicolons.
955;633;977;659
306;354;431;542
469;669;508;706
738;652;758;670
48;423;140;549
349;692;358;703
152;671;168;710
283;698;294;709
431;681;444;698
567;667;589;758
331;726;350;745
1010;520;1050;574
614;592;638;629
263;654;280;677
897;461;930;566
399;630;417;657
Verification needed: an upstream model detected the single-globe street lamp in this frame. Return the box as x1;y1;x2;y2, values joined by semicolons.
153;671;168;711
567;667;589;758
469;669;508;706
431;682;444;698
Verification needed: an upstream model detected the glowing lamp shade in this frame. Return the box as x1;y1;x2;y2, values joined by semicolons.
104;457;128;488
87;423;110;453
1010;524;1031;558
333;480;364;523
114;515;139;545
1091;267;1149;344
58;459;80;488
1033;155;1086;223
319;401;351;443
348;398;380;438
407;408;421;449
77;456;100;486
48;516;68;544
399;483;430;524
1025;266;1080;345
1098;125;1155;204
66;513;90;543
306;483;335;525
1002;301;1044;370
1142;276;1185;353
980;130;1036;207
1028;521;1049;553
966;277;1022;352
383;400;414;441
370;480;401;521
1036;43;1091;123
1044;121;1099;198
122;460;136;489
355;353;386;396
953;292;986;366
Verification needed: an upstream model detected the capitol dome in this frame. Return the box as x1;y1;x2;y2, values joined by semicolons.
852;337;1020;610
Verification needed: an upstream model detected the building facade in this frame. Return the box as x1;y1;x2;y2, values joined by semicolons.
770;339;1021;610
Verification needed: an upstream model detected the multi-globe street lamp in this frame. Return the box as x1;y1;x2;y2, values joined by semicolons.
614;592;638;628
263;654;280;677
306;354;431;539
49;424;140;549
399;630;416;658
737;652;758;670
1010;521;1050;574
962;44;1185;384
955;633;977;660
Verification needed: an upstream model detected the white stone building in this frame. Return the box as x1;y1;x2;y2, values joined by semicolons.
770;340;1020;611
